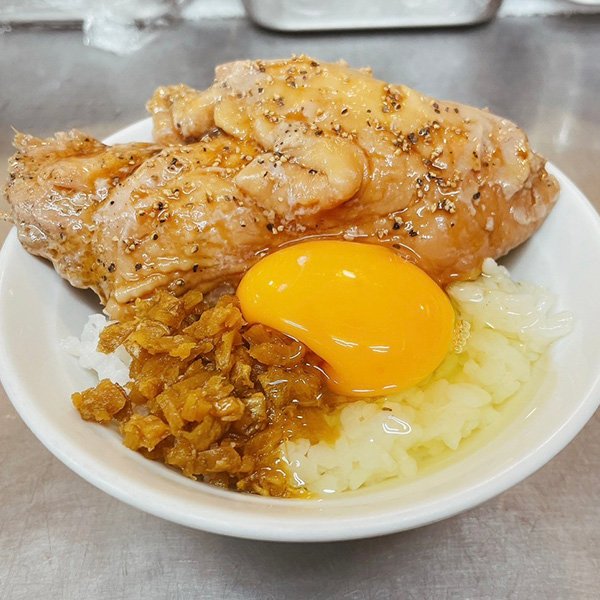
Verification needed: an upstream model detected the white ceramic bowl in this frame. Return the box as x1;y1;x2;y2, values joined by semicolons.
1;120;599;542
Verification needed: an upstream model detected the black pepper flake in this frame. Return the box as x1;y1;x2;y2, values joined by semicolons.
472;192;481;199
193;264;199;272
408;133;418;144
152;233;159;240
308;169;318;175
108;263;116;273
409;230;418;237
392;222;401;230
135;263;142;271
266;223;274;232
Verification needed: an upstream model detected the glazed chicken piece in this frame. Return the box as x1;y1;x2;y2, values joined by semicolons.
6;130;269;316
5;131;162;309
6;57;558;318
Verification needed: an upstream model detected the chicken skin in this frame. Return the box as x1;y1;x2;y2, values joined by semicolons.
6;57;558;318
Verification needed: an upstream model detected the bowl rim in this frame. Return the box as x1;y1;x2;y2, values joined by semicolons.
1;120;599;542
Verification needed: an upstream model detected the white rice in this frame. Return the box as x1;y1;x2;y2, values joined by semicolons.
62;314;131;386
65;258;572;496
283;258;572;495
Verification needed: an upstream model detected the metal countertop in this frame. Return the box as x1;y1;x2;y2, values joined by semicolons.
1;15;599;599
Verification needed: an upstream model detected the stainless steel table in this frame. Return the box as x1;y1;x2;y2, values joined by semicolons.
1;16;599;599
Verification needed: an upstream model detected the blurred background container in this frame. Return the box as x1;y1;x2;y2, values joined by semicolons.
1;1;599;54
241;0;503;31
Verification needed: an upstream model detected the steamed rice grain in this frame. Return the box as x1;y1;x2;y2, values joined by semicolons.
66;258;572;496
282;259;572;495
62;314;131;386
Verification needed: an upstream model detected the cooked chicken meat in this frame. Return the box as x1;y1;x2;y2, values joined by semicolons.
6;131;161;309
6;56;558;318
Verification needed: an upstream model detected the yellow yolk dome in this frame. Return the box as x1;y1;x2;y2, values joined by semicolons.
237;240;455;397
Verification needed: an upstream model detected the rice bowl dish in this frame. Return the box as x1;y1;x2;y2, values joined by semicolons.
0;122;598;539
1;55;599;538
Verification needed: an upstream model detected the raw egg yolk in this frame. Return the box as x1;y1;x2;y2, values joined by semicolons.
237;240;455;397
